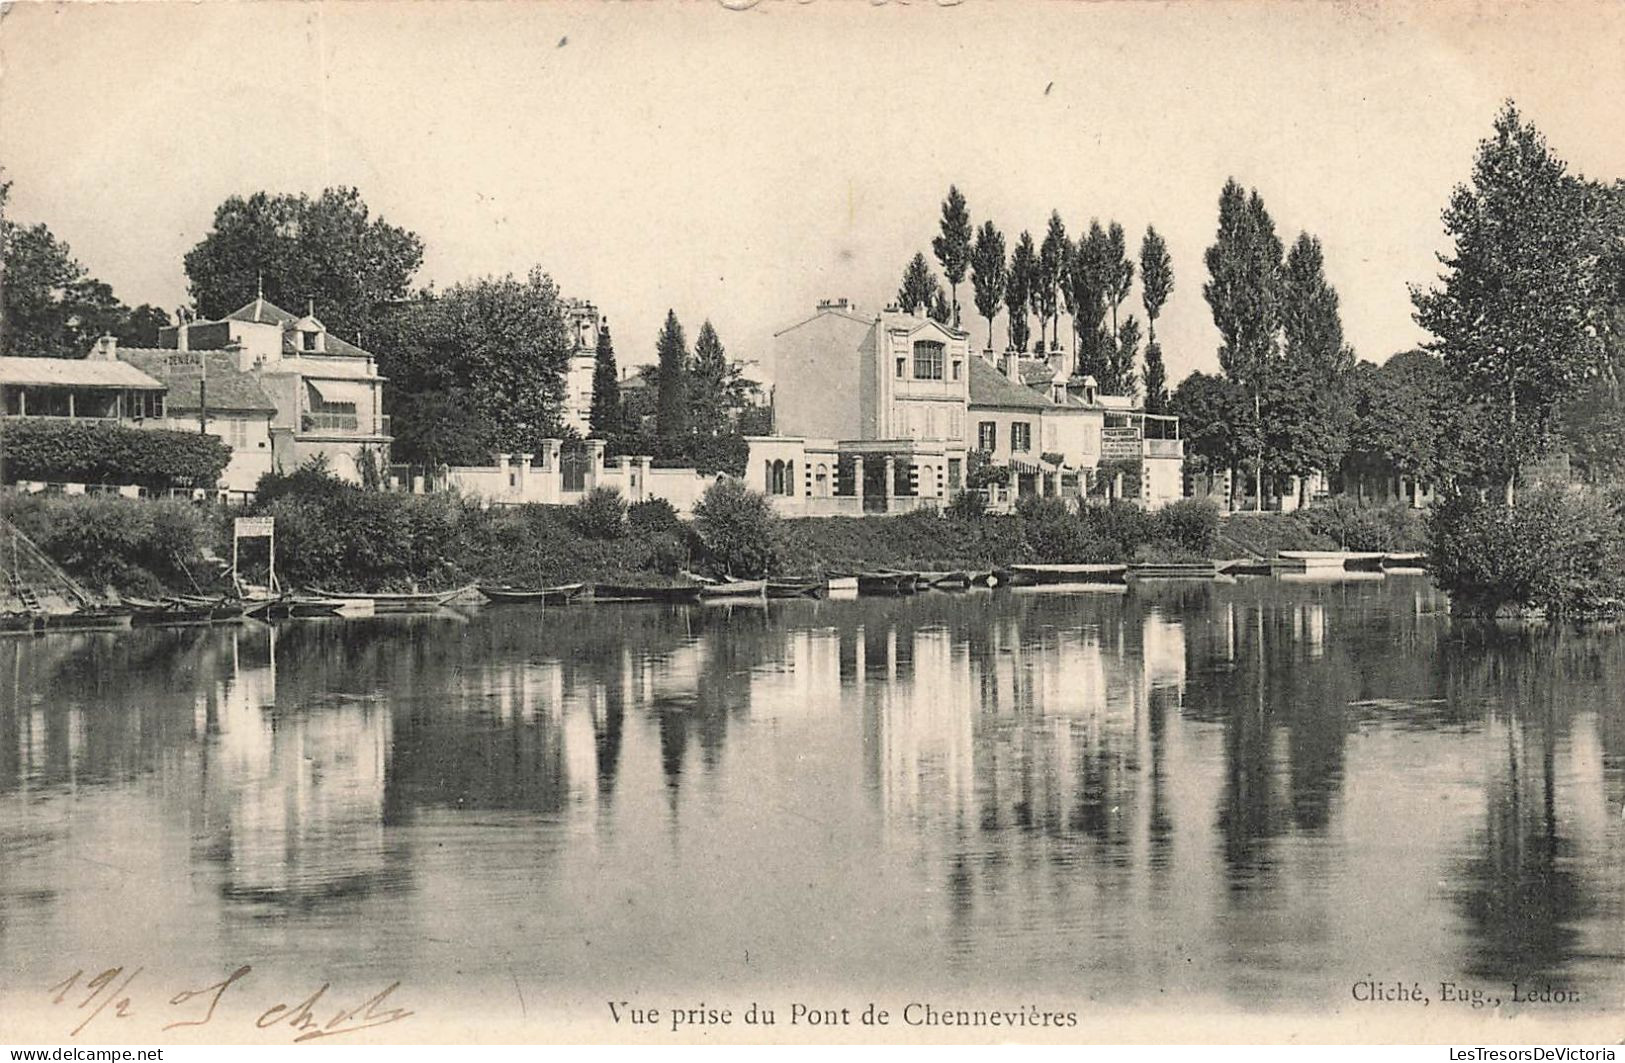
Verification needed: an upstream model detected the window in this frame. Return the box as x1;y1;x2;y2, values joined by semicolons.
978;421;997;452
948;459;962;490
1012;422;1032;453
912;341;945;380
896;357;906;378
951;360;962;381
302;330;317;351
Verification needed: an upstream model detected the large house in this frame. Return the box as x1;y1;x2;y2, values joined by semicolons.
1;296;392;495
158;297;392;484
559;298;604;434
753;299;1184;515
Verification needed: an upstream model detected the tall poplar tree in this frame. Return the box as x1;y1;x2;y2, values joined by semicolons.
932;185;973;328
1204;179;1285;508
1034;211;1068;352
1005;231;1037;353
970;220;1007;352
1140;226;1174;413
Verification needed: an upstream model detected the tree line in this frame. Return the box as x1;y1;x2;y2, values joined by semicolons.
896;185;1176;411
1174;102;1625;508
2;180;764;476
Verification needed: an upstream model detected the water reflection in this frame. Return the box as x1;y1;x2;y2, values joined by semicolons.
2;578;1623;1010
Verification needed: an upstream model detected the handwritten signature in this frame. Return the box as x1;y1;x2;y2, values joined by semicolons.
47;965;414;1043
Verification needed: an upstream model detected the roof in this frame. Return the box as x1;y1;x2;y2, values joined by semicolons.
0;356;163;389
270;356;380;381
968;357;1056;411
225;297;300;326
773;306;875;338
282;331;373;359
1017;359;1056;386
117;349;278;414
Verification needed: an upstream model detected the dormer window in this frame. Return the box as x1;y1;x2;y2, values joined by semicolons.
302;330;318;351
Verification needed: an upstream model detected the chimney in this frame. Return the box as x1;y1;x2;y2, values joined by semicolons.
1000;347;1016;380
91;334;118;361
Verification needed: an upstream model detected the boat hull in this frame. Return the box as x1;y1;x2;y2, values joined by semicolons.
478;583;586;605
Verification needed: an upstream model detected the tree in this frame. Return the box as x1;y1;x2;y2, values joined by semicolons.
690;477;778;578
118;305;173;347
588;321;622;439
688;321;759;439
1265;232;1357;501
0;179;149;358
1170;371;1258;507
1411;101;1605;504
928;287;952;325
183;187;423;342
1204;178;1285;508
897;252;940;315
931;185;972;327
1005;231;1037;352
1105;220;1134;346
1140;226;1174;412
372;269;574;464
1107;316;1141;400
1067;221;1113;382
655;310;691;451
970;221;1007;352
1034;211;1068;352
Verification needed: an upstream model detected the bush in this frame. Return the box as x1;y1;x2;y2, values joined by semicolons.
627;496;682;535
2;419;231;489
1152;499;1220;554
572;486;628;539
1305;497;1426;552
1080;500;1155;557
1016;495;1099;562
945;489;987;520
690;478;778;577
1428;486;1625;617
4;492;218;596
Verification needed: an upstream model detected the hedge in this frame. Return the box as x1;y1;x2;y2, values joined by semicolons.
1;419;232;489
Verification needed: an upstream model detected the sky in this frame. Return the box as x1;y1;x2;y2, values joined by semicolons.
3;0;1624;389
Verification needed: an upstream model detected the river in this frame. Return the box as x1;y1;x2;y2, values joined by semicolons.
2;576;1623;1026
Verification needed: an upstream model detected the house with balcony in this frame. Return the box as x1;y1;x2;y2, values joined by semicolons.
757;300;971;515
159;296;391;483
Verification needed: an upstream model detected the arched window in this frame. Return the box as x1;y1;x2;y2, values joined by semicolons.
815;463;829;496
784;460;795;496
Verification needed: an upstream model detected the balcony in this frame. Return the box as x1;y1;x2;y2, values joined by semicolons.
1143;438;1183;459
299;412;392;437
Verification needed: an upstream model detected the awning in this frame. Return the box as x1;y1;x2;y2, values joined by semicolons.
306;379;371;407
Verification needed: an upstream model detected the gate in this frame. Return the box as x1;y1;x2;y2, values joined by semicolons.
560;446;591;493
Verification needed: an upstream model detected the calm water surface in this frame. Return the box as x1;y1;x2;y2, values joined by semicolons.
3;577;1623;1014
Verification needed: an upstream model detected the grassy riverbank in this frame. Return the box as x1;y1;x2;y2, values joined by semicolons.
3;474;1437;599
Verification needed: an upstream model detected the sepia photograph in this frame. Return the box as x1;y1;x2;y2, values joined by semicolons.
2;0;1624;1049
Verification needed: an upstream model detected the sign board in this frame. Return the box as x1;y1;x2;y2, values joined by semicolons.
233;516;275;537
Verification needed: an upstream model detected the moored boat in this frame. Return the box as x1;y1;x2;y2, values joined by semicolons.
856;571;917;596
306;583;475;612
126;596;247;626
921;571;973;590
766;579;825;599
478;583;586;605
1007;563;1129;585
697;579;767;600
593;584;704;604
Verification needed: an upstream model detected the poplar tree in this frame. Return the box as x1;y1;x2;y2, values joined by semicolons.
970;221;1007;352
1034;211;1068;352
1140;227;1174;413
1005;231;1037;353
931;185;973;328
898;252;939;314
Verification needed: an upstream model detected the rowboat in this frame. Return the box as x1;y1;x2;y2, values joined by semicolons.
766;579;825;599
593;584;704;604
126;596;247;626
697;579;767;600
857;571;917;596
920;571;973;590
1006;563;1129;585
306;583;475;612
1127;561;1221;580
1273;551;1386;574
0;607;133;635
478;583;587;605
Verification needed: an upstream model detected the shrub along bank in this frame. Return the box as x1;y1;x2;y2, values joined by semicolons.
1428;486;1625;618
